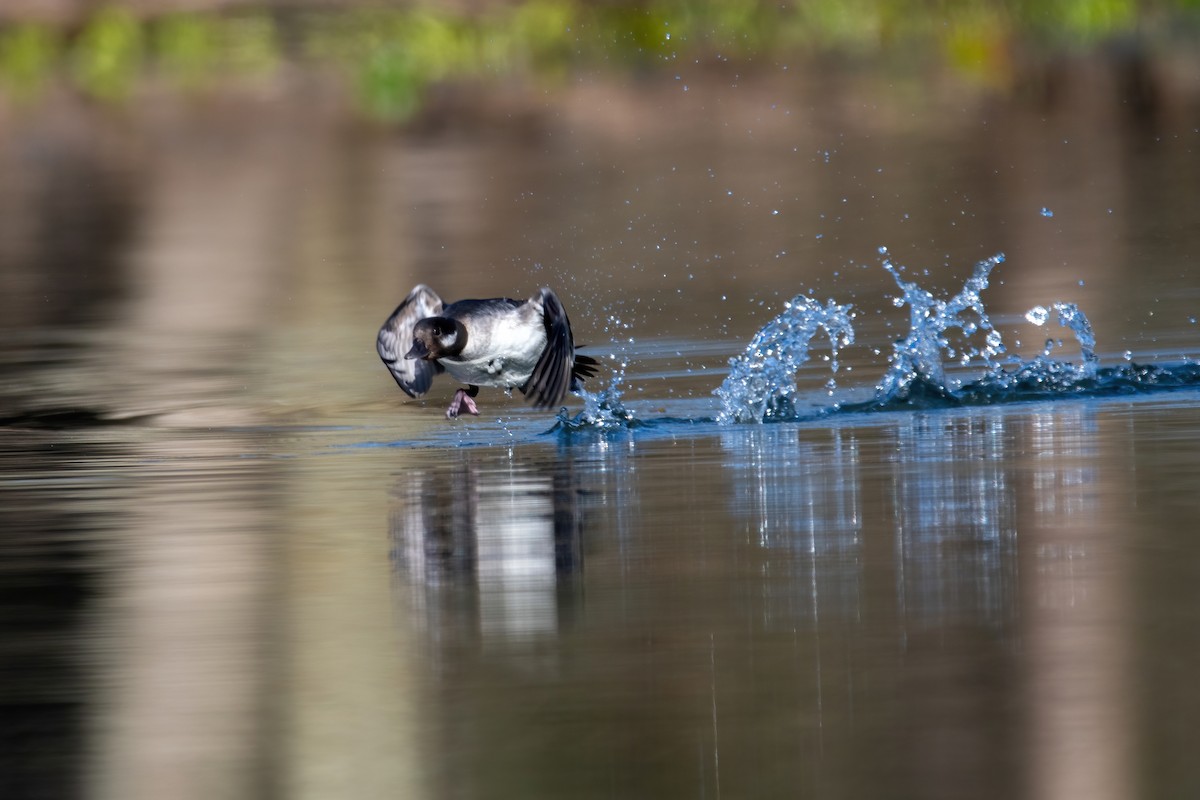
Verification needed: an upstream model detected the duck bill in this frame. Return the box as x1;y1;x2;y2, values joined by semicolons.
404;340;429;360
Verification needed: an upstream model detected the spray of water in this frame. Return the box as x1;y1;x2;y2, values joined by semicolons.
711;251;1148;423
875;253;1007;400
558;252;1195;432
714;296;855;424
556;372;637;431
1027;301;1099;369
965;301;1102;398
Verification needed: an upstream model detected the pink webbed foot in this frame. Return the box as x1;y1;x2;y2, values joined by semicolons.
445;388;480;419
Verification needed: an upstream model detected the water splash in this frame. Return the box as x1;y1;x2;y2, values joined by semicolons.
711;252;1200;425
846;254;1126;412
555;373;637;430
714;296;855;424
1025;301;1098;370
875;253;1006;401
546;253;1199;436
963;302;1104;400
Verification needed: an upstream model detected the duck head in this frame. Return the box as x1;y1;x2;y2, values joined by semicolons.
406;317;466;361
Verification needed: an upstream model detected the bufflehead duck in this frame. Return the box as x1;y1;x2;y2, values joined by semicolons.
377;285;599;418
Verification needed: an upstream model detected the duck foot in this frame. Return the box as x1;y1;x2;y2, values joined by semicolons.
446;388;480;419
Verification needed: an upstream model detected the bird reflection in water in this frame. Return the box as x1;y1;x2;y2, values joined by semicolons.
389;451;588;646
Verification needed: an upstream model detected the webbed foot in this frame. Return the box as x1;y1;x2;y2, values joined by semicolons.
446;388;480;419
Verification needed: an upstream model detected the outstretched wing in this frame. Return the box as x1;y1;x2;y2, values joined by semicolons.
522;287;577;409
377;285;444;397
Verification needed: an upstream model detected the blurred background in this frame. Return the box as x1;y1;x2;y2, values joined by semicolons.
2;2;1200;799
3;0;1200;351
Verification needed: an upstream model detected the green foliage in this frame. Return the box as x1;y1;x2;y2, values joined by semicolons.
0;1;1198;117
788;0;884;51
508;0;579;72
308;8;476;122
591;4;673;62
0;23;59;101
154;12;280;89
71;7;143;102
222;13;280;77
941;5;1012;85
155;13;221;88
1038;0;1138;41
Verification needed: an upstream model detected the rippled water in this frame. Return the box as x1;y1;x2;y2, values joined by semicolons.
3;49;1200;800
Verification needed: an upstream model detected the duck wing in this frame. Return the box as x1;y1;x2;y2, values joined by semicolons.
377;284;445;397
571;352;599;391
522;287;577;409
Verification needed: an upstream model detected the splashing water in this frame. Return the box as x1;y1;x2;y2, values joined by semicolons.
548;253;1199;435
875;253;1006;401
965;301;1103;398
706;252;1200;426
1026;301;1098;370
850;254;1126;412
554;372;638;432
714;296;855;424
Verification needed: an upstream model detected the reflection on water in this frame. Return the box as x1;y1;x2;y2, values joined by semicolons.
0;438;117;799
372;399;1188;799
90;444;275;800
890;414;1018;627
717;414;1020;631
7;383;1200;798
721;425;864;626
6;373;1193;798
392;454;586;645
1024;406;1132;800
0;431;277;800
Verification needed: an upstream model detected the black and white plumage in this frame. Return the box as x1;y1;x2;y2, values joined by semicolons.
377;285;599;418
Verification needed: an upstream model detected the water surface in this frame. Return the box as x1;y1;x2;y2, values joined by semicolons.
3;42;1200;800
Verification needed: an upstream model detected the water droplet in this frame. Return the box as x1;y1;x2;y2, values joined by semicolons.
1025;305;1050;326
1123;350;1133;361
1039;207;1054;218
